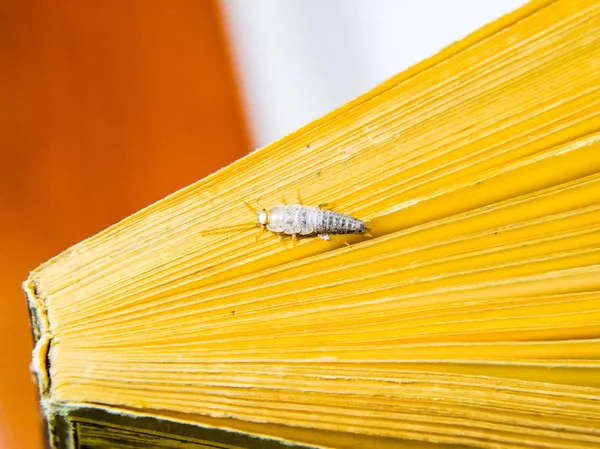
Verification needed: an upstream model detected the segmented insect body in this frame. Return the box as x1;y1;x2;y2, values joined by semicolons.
257;204;366;241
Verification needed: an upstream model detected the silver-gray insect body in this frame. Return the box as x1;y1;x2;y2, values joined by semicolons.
257;204;365;241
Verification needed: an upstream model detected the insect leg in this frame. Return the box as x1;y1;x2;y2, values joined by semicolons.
334;236;351;247
277;233;295;250
322;233;352;247
331;235;351;247
254;227;268;242
287;233;298;249
318;203;333;210
296;189;303;205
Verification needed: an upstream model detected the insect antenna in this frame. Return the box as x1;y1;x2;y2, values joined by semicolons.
242;199;258;214
197;222;260;236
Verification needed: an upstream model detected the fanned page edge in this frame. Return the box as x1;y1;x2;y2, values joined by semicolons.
22;0;588;448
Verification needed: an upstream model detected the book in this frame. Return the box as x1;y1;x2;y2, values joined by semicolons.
25;0;600;447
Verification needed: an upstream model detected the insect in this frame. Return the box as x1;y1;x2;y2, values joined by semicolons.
198;195;371;247
255;203;368;242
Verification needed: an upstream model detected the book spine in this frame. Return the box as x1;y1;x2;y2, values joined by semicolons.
24;275;56;448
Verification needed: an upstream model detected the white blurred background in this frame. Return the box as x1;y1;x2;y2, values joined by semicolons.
220;0;525;148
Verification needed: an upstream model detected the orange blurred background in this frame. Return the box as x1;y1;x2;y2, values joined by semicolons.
0;1;249;447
